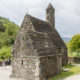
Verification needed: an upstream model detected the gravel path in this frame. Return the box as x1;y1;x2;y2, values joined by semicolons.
0;66;80;80
0;66;22;80
62;74;80;80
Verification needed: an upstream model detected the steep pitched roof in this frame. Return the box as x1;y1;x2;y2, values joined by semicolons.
27;14;52;33
12;14;66;57
26;14;66;49
29;32;60;56
48;29;67;48
12;30;60;56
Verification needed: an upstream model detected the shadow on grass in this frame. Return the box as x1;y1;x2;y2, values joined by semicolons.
51;65;76;80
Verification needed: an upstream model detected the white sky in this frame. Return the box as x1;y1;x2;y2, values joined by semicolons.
0;0;80;38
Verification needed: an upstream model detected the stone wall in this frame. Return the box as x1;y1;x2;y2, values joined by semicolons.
11;56;41;80
39;54;62;80
61;48;68;66
11;54;62;80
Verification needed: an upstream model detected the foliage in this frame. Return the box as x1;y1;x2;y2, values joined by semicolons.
51;65;80;80
0;22;5;32
68;52;80;58
0;16;20;48
0;46;11;60
68;34;80;53
0;16;20;60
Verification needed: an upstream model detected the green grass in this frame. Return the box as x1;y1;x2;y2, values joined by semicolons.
51;65;80;80
68;52;80;58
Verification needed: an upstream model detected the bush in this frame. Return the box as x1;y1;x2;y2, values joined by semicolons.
0;46;11;60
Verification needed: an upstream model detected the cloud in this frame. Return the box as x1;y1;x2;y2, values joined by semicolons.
0;0;80;38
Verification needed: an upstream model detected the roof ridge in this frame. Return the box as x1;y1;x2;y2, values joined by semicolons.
25;14;49;25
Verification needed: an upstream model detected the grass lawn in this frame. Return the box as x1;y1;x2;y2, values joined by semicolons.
51;65;80;80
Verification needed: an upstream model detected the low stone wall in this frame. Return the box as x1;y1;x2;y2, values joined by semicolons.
68;57;80;63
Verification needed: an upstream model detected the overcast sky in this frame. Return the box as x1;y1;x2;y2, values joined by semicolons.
0;0;80;38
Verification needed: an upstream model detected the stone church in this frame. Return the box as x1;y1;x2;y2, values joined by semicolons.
11;3;68;80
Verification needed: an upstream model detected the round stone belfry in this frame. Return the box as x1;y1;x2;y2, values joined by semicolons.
46;3;55;29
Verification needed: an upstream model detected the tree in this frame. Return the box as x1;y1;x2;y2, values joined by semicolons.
68;34;80;52
0;17;20;48
0;16;20;60
0;22;5;32
0;46;11;60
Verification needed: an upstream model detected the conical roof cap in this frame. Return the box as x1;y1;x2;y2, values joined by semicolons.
47;3;54;8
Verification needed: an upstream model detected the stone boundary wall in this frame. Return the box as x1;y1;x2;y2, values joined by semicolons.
68;57;80;63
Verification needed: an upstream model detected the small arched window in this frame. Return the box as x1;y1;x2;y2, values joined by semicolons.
47;9;49;13
47;16;49;20
22;60;23;66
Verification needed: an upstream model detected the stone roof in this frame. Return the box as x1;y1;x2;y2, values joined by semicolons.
48;29;67;48
27;14;52;33
13;14;66;57
26;14;66;49
46;3;55;10
13;30;60;56
29;31;60;56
